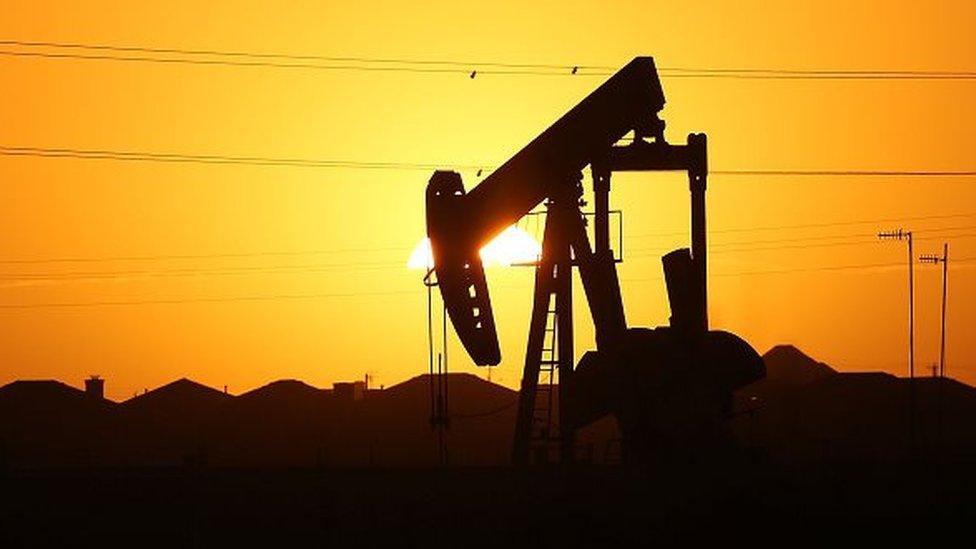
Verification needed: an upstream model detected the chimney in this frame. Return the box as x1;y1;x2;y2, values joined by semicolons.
85;375;105;400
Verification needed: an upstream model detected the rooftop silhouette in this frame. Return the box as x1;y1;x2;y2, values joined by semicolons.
2;347;975;469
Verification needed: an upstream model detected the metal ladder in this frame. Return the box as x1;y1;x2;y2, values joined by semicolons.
512;200;576;466
532;299;560;454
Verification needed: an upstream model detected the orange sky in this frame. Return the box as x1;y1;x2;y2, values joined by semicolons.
1;1;975;400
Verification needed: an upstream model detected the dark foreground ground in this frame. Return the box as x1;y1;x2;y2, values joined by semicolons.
2;459;975;546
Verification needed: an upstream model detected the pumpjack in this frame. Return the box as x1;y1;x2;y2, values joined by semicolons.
426;57;764;465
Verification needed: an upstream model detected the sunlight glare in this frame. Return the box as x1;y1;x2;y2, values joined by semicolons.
407;226;542;269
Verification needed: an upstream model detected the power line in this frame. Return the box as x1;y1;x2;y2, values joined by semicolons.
711;169;976;176
4;230;974;281
0;146;483;171
627;228;976;258
0;246;411;265
0;49;573;76
0;39;615;71
658;66;976;78
628;212;976;238
710;232;881;248
628;232;976;259
3;39;976;80
713;256;976;276
0;227;976;272
0;198;972;273
708;231;976;255
658;73;976;81
0;218;974;275
4;146;976;178
624;256;976;282
0;259;406;282
0;288;417;310
3;254;974;309
628;233;877;256
703;224;976;248
628;237;876;258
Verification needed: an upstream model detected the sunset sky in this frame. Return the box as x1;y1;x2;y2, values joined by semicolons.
2;1;975;400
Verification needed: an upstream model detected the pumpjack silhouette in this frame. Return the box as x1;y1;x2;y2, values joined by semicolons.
426;57;765;465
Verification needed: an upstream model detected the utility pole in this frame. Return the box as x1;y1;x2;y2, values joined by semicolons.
920;243;950;459
920;243;949;378
879;228;916;456
879;229;915;379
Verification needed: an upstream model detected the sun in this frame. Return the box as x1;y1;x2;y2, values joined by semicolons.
407;226;542;269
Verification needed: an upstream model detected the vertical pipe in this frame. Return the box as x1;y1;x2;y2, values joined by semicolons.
691;185;707;331
688;133;708;332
